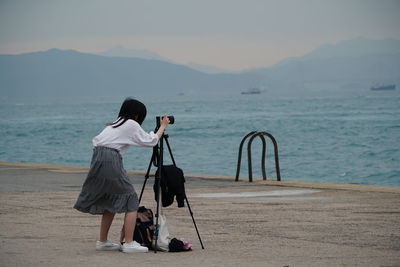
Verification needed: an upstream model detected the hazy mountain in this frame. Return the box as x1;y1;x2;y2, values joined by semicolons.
1;38;399;102
185;62;232;74
98;46;231;74
0;49;256;102
98;45;173;62
245;38;400;91
303;37;400;60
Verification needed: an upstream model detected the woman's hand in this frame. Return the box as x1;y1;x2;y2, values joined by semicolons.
160;115;170;127
155;115;170;139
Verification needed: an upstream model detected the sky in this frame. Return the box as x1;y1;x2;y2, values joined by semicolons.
0;0;399;71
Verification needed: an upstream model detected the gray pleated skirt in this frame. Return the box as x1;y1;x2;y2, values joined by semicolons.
73;146;139;215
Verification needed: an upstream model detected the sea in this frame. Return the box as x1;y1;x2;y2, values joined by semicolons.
1;89;399;187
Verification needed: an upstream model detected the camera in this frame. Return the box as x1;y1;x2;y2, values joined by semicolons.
156;116;175;128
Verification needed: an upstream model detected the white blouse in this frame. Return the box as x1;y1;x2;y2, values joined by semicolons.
92;119;159;154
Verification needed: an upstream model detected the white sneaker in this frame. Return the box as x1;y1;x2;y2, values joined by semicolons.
96;240;121;251
121;241;149;253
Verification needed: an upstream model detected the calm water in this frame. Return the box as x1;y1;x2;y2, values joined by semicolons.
1;90;399;186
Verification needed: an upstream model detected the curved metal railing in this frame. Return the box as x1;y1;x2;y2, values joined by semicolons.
235;131;281;182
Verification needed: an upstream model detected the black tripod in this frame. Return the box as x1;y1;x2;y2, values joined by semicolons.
138;132;204;253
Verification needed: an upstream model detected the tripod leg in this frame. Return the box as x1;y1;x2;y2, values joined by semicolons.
153;136;163;253
153;176;161;253
139;152;155;204
185;196;205;249
161;134;204;249
164;135;176;166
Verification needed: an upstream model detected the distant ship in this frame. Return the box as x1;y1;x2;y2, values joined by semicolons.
241;88;261;94
370;84;396;91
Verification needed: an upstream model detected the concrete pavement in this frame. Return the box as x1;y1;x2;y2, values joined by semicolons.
1;161;399;266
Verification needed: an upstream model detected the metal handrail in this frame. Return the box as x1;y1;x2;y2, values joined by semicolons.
247;132;267;182
235;131;256;181
235;131;281;182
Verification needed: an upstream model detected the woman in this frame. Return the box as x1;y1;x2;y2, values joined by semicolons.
74;97;170;253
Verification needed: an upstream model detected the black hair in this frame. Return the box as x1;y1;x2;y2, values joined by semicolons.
111;98;147;128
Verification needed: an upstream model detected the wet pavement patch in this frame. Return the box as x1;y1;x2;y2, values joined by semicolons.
191;189;321;198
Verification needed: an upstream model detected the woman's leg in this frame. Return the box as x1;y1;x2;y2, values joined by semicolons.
124;211;137;243
99;210;115;242
120;225;125;243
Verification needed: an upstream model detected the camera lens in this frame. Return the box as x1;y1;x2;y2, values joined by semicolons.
156;116;175;127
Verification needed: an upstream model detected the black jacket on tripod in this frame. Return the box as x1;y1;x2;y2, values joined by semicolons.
154;165;186;208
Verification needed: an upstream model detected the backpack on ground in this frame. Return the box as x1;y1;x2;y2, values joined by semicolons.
134;206;154;249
